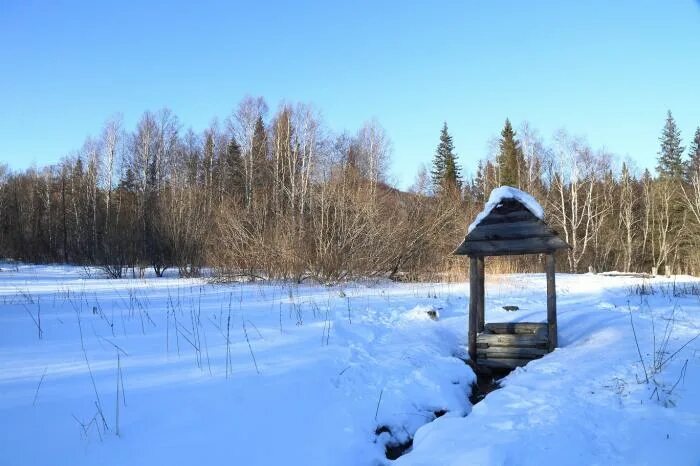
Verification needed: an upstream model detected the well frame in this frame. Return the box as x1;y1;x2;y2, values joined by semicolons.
454;194;569;368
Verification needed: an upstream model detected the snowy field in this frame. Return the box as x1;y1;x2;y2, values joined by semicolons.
1;264;699;465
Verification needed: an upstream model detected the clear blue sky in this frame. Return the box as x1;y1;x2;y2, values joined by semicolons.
2;1;699;187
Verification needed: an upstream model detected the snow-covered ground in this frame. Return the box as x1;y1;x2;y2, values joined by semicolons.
0;264;698;465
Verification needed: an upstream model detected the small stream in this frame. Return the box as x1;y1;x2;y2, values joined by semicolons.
375;359;510;461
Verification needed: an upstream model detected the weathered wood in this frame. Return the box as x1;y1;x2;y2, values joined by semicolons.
484;322;547;335
457;193;568;363
477;206;536;225
477;256;485;332
454;199;570;256
546;253;557;352
477;346;548;359
468;257;478;361
466;220;558;241
456;236;569;257
477;333;548;348
476;358;532;370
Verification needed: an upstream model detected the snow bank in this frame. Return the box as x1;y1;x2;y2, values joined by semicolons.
1;265;699;465
0;266;474;466
397;274;700;466
467;186;545;234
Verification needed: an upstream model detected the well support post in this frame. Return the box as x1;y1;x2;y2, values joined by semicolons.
477;256;485;332
545;253;558;352
469;256;478;360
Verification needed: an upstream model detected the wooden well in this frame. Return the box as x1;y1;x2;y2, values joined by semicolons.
454;194;570;370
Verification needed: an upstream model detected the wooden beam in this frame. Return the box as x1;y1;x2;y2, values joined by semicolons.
468;256;478;361
476;358;532;370
484;322;547;335
477;346;548;359
466;220;560;241
546;253;558;352
477;333;548;348
477;256;485;332
456;236;569;257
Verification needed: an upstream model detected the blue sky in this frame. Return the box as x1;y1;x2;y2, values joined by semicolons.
1;1;699;187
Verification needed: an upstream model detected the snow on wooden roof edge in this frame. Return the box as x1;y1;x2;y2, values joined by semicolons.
467;186;545;234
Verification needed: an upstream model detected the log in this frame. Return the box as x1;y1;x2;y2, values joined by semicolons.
477;346;548;359
477;333;548;348
476;358;532;370
468;257;478;360
457;236;569;257
546;253;558;351
466;220;557;241
477;257;485;332
484;322;547;335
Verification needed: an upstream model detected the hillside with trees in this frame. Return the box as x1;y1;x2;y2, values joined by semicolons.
1;99;699;280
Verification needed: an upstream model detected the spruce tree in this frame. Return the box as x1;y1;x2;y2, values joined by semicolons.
657;111;685;179
431;122;462;195
251;116;269;200
223;137;245;200
496;119;524;187
472;160;485;203
686;126;700;181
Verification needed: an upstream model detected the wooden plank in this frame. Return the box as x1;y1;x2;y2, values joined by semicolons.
477;346;548;359
477;201;537;224
468;257;478;361
477;256;485;332
546;253;558;351
476;358;532;370
467;221;559;242
477;333;548;348
457;236;569;257
484;322;547;335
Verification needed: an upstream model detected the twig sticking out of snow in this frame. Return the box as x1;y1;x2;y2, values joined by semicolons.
628;304;649;384
374;388;384;421
32;367;47;406
242;317;260;375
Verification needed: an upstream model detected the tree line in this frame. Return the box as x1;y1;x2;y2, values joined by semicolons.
1;98;699;280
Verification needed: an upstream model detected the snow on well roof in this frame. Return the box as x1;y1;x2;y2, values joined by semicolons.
467;186;544;234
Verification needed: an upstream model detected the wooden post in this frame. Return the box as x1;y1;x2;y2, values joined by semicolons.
477;256;485;332
468;256;478;361
545;253;557;352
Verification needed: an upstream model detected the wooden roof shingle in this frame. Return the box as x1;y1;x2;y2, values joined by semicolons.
454;198;569;257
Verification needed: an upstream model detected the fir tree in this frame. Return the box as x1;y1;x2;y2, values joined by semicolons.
224;136;245;199
251;116;269;202
686;126;700;181
496;119;524;187
119;167;137;192
656;110;685;179
472;160;485;203
431;122;462;195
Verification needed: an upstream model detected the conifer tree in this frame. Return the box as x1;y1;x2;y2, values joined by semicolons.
496;119;524;187
224;137;245;199
686;126;700;181
657;111;685;179
472;160;485;203
251;116;269;202
431;122;462;195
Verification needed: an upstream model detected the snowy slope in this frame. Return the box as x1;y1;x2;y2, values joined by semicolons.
399;275;700;465
0;265;699;465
